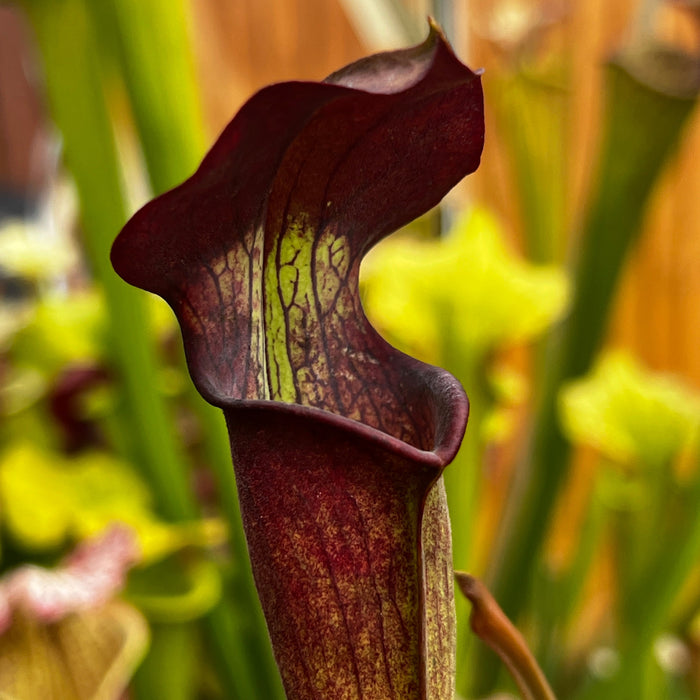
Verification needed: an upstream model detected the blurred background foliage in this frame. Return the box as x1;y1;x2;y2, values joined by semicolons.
0;0;699;698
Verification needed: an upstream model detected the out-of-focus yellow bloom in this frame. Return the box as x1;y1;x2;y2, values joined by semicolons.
559;351;700;469
361;206;570;364
0;443;73;550
0;443;226;563
7;289;177;382
0;220;79;281
481;363;529;444
9;291;104;378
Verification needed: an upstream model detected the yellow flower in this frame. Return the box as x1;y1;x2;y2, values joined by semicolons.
559;351;700;469
0;443;225;563
362;207;570;364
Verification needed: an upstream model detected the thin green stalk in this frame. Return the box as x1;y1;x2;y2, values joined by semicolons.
22;0;196;521
605;464;700;697
432;298;494;694
538;473;608;688
93;0;206;194
619;455;677;625
474;44;700;696
24;8;199;696
557;478;608;626
492;70;569;264
442;337;489;572
91;2;283;693
131;623;199;700
23;3;280;696
442;345;490;696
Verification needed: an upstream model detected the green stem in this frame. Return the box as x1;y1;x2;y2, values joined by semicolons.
444;357;488;573
537;471;608;688
437;302;492;694
23;3;282;696
475;43;699;696
93;0;206;194
492;70;569;264
598;464;700;698
444;352;490;697
22;0;196;521
91;2;284;693
131;623;198;700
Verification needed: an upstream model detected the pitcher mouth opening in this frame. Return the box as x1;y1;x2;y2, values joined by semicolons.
217;361;469;471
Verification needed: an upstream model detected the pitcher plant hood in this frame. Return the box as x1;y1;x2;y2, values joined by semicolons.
112;21;484;700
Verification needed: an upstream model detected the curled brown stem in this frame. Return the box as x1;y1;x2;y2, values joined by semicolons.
455;572;556;700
